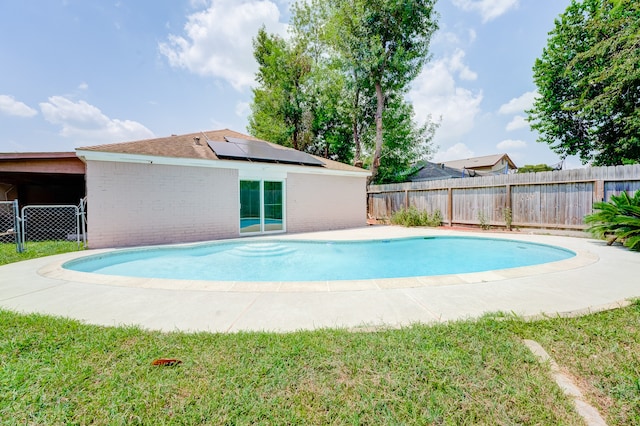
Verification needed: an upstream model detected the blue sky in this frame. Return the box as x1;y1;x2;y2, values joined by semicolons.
0;0;577;168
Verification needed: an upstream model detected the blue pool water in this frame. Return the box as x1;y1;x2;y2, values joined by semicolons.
64;237;575;282
240;218;281;227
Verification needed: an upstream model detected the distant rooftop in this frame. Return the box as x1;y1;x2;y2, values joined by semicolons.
408;161;463;182
442;153;517;170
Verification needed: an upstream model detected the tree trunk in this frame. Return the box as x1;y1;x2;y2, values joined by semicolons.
369;81;384;184
353;81;362;166
292;127;299;151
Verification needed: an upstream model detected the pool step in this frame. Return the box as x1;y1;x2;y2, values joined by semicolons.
228;243;296;257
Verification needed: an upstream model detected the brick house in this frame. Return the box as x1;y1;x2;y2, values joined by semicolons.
76;129;370;248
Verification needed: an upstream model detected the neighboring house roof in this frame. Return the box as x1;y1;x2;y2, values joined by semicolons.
0;151;85;174
76;129;367;174
408;161;464;181
0;152;86;205
0;152;78;160
442;153;517;171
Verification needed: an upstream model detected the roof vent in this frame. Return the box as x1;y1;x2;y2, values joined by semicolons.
193;137;201;146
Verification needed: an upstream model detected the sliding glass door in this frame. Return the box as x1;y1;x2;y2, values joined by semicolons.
263;181;283;232
240;180;261;234
240;180;284;234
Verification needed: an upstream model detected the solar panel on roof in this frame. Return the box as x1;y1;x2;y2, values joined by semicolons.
207;137;324;167
225;137;268;147
207;140;247;158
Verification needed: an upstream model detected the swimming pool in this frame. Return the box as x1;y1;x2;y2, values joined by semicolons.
63;237;575;282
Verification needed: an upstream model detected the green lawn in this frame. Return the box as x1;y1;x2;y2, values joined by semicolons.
0;240;81;265
1;243;638;425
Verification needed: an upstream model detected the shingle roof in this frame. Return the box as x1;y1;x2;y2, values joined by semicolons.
442;153;517;170
76;129;366;173
408;161;463;181
77;129;251;161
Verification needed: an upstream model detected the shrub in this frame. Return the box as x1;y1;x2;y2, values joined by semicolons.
390;207;442;227
477;211;491;230
503;207;512;231
585;190;640;251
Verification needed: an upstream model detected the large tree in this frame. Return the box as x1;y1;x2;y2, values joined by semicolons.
248;28;313;151
367;95;437;183
528;0;640;165
248;0;439;183
323;0;438;182
290;0;375;165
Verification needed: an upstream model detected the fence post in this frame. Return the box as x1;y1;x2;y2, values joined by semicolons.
447;188;453;226
12;199;24;253
79;197;87;248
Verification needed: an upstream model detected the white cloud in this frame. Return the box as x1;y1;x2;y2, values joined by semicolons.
452;0;519;23
78;82;89;90
432;143;475;163
468;29;477;43
498;91;537;115
159;0;288;91
448;49;477;81
496;139;527;150
408;51;483;153
39;96;154;144
505;115;528;131
437;31;462;45
235;101;250;118
0;95;38;117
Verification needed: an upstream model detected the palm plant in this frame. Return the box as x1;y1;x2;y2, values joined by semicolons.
585;190;640;251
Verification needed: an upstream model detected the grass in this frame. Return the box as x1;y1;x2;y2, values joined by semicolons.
510;307;640;425
0;311;585;425
0;240;81;265
1;243;639;424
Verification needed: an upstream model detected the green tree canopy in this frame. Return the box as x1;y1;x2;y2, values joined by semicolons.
323;0;438;182
527;0;640;166
248;0;439;184
248;27;313;151
517;164;555;173
369;95;437;183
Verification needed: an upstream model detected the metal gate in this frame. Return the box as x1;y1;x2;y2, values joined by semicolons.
21;204;83;250
0;200;20;250
2;200;87;253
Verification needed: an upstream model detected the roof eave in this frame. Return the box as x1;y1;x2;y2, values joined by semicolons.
75;150;371;177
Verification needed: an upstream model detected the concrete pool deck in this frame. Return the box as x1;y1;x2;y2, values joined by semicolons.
1;226;638;333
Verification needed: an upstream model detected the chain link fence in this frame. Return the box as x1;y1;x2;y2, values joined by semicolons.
21;205;83;250
0;200;20;246
0;199;87;253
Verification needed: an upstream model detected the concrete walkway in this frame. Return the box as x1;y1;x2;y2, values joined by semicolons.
1;226;638;333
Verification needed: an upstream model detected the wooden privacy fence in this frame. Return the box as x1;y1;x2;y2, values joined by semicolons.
367;164;640;230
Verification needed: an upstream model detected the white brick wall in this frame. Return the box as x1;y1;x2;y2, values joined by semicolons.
286;173;367;233
86;160;368;248
86;161;238;248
